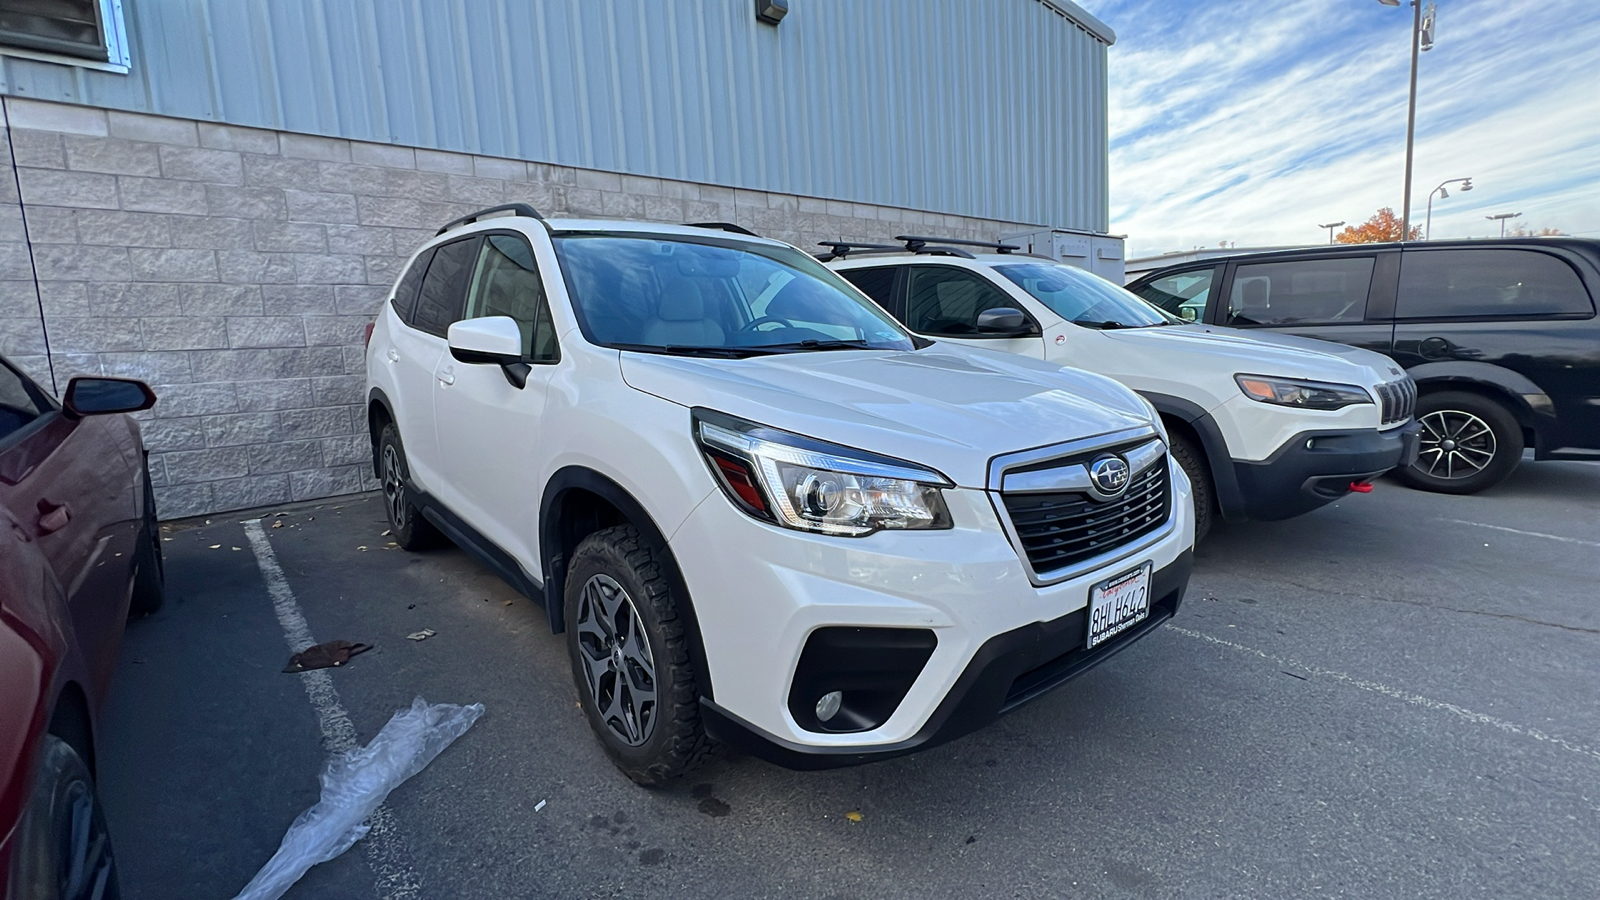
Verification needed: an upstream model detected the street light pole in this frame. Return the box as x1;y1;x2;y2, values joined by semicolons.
1318;221;1345;244
1486;212;1521;237
1424;177;1472;239
1402;0;1421;240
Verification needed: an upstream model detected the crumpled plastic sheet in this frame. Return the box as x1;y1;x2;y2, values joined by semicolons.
231;698;485;900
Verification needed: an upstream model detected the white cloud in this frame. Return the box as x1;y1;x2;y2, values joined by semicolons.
1079;0;1600;257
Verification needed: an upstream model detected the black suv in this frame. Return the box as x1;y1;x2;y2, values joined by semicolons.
1127;238;1600;493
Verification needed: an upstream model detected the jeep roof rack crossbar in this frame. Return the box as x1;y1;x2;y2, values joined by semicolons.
815;241;903;262
437;202;545;235
684;222;760;237
896;235;1021;255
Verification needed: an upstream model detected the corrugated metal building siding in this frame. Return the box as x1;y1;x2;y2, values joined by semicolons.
0;0;1109;231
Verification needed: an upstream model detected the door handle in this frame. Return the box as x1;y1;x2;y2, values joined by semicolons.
437;366;455;386
36;499;70;535
386;348;399;362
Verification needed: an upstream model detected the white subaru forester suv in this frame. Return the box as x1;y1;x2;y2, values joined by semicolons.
366;206;1194;784
825;238;1422;539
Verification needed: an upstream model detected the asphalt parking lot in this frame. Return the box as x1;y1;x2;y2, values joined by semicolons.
98;459;1599;900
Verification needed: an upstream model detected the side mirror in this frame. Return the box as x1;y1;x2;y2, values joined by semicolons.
974;307;1035;336
448;316;524;365
63;377;156;418
1179;306;1199;322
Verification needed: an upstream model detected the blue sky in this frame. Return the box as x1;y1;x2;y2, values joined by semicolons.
1075;0;1600;258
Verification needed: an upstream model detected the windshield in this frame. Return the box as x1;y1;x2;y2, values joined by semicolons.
553;233;916;355
995;262;1176;329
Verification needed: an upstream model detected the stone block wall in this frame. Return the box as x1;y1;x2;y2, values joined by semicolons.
1;98;1038;518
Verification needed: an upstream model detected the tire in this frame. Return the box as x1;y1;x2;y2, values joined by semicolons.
1168;430;1214;541
1394;391;1523;494
128;461;164;616
564;525;716;786
378;423;442;551
5;735;121;900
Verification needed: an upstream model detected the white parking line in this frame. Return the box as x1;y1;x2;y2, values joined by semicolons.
1169;625;1600;766
1439;518;1600;549
243;519;422;900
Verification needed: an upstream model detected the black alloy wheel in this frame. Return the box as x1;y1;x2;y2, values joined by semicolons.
5;736;121;900
378;424;442;550
1394;390;1523;494
564;525;717;785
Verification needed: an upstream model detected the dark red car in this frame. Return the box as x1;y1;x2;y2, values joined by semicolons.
1;357;161;900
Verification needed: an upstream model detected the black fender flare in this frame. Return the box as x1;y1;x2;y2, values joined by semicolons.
366;387;397;479
1140;391;1249;522
1404;361;1557;434
539;466;715;701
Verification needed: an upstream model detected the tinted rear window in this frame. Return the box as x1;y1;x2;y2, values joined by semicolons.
1227;257;1374;326
1396;249;1594;319
391;247;435;324
839;267;897;309
412;238;477;337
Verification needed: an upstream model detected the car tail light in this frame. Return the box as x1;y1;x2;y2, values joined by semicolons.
363;322;375;348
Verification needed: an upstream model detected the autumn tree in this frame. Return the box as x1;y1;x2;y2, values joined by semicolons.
1334;208;1422;244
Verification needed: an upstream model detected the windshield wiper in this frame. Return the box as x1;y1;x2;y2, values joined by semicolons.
752;339;880;353
610;343;778;359
1072;319;1130;330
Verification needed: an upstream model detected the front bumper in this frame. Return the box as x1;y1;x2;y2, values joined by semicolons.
701;550;1192;769
668;455;1195;766
1232;421;1421;521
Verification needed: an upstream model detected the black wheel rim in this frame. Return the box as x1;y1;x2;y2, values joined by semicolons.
574;574;657;746
60;782;116;900
1416;409;1497;480
382;443;407;527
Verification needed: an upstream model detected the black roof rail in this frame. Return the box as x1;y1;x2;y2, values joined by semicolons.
814;241;903;262
684;222;760;237
437;202;545;235
896;235;1022;255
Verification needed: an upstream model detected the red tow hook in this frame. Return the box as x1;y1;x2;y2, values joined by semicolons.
1348;481;1374;493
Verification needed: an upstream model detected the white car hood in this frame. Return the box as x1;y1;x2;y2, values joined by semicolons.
620;346;1152;488
1116;324;1406;383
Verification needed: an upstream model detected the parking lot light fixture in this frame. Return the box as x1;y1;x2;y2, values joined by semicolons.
1319;221;1346;244
1486;212;1522;237
1378;0;1436;240
1425;176;1472;240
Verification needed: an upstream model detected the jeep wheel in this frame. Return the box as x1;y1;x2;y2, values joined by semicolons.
1395;391;1522;494
379;424;442;550
6;735;121;900
565;525;715;786
1168;430;1214;541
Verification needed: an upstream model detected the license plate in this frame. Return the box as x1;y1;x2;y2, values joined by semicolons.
1087;562;1152;649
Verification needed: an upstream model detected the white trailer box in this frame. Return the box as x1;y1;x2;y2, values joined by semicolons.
1001;229;1126;283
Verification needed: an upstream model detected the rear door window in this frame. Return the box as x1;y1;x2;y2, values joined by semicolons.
0;360;49;445
838;267;899;312
391;247;435;324
1396;249;1594;319
1227;257;1374;326
1132;267;1217;321
411;238;478;338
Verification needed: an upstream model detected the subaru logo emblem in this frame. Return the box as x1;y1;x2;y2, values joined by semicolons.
1088;455;1131;498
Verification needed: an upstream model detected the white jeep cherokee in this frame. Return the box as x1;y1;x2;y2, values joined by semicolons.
366;207;1194;783
825;238;1422;538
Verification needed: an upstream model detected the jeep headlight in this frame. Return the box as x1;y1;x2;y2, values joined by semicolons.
694;410;953;536
1234;375;1372;411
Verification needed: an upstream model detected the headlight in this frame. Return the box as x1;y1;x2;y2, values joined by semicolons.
1234;374;1372;411
693;410;953;535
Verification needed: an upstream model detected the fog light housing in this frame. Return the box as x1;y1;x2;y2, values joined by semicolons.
815;691;843;722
